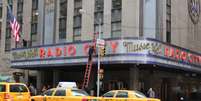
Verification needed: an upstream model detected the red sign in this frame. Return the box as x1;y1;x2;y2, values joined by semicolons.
164;46;201;65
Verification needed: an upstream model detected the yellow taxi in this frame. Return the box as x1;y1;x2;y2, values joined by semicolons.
31;88;98;101
101;90;160;101
0;82;30;101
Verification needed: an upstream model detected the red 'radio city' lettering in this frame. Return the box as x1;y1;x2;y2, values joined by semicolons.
164;46;201;65
39;45;77;58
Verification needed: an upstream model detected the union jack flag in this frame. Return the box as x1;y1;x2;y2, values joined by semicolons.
7;5;20;42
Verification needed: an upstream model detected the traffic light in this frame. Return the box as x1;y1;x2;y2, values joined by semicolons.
100;47;106;56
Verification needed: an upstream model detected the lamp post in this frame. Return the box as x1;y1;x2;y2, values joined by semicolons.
79;9;102;97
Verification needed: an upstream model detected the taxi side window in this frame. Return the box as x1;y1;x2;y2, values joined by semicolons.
0;85;6;92
54;90;66;96
10;85;28;92
102;91;115;97
116;91;128;98
72;90;89;96
43;89;54;96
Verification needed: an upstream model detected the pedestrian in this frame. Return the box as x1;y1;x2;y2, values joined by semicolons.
29;83;37;96
88;45;95;62
147;88;155;98
47;85;51;89
41;85;47;93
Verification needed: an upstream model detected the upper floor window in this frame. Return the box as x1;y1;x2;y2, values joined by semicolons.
30;0;38;46
32;0;38;10
166;0;171;43
73;0;82;41
59;0;67;41
111;0;122;38
5;1;12;51
94;0;103;38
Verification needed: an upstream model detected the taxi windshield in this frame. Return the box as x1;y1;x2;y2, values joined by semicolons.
133;90;147;98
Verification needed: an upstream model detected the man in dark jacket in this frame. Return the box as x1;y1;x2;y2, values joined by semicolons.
88;45;95;62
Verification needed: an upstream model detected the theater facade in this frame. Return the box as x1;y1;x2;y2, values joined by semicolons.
11;37;201;100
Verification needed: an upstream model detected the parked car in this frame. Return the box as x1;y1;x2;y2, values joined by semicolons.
0;82;30;101
102;90;160;101
31;88;98;101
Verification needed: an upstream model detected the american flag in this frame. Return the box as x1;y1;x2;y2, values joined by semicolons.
7;5;20;42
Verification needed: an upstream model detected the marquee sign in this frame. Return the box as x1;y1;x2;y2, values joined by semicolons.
11;38;201;72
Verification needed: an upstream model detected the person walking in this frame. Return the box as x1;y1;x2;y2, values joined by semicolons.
147;88;155;98
41;85;47;93
29;83;37;96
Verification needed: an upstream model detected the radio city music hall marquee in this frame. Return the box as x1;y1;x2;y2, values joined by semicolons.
11;39;201;67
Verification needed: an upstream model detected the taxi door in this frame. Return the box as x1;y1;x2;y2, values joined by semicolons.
0;84;6;101
41;88;55;101
9;84;30;101
9;84;23;101
18;84;30;101
50;89;66;101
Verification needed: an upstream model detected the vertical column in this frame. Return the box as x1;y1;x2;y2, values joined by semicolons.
23;0;32;42
129;66;139;90
38;0;45;44
81;0;94;41
36;71;42;92
53;70;60;87
66;0;74;42
103;0;111;39
122;0;140;37
143;0;156;38
24;70;29;83
1;1;6;54
55;0;60;43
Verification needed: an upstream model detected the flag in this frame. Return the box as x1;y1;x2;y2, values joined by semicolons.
7;5;20;42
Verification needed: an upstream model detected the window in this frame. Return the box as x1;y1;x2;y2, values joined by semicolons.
31;23;37;34
0;4;2;19
102;91;115;97
59;0;67;40
95;0;103;12
43;89;54;96
0;85;6;92
8;0;13;5
73;0;82;41
0;22;1;40
111;0;122;38
116;91;128;98
60;0;67;17
17;0;23;25
31;0;38;46
166;0;171;43
5;3;12;51
54;89;66;96
73;16;81;27
94;0;103;37
10;85;28;92
71;89;89;96
16;0;23;48
32;0;38;10
133;90;147;98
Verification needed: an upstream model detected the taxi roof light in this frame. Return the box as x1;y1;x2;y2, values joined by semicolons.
57;82;77;89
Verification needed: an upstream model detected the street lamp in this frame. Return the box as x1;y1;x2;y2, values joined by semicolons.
79;9;102;97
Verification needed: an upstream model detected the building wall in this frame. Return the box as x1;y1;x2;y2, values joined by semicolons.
0;0;22;76
1;0;201;86
171;0;201;52
122;0;140;38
